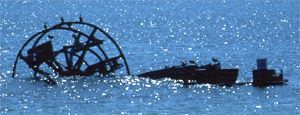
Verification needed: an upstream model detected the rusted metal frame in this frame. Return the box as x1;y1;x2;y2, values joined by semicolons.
12;21;131;78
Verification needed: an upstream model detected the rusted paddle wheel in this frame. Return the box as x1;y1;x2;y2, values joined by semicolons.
12;17;130;84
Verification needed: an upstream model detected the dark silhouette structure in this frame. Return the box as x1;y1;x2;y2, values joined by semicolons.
12;17;130;84
11;18;288;87
138;59;239;86
252;59;287;87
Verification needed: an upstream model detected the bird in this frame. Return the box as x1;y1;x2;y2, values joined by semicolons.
189;60;196;64
60;17;64;23
212;57;219;63
79;15;83;22
181;61;187;66
43;22;47;30
48;35;54;39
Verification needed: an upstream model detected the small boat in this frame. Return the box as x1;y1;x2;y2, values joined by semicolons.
252;59;288;87
138;59;239;85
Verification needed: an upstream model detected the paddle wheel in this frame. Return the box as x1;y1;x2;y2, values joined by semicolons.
12;17;130;84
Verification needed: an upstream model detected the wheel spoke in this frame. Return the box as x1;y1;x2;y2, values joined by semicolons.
90;28;97;37
35;69;56;85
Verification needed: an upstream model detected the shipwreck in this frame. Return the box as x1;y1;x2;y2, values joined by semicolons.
138;59;239;86
11;17;287;87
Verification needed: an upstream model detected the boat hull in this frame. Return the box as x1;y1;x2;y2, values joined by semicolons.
138;67;239;85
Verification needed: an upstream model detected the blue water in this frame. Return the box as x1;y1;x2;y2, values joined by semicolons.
1;0;299;114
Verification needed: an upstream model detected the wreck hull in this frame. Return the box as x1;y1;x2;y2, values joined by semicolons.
193;69;238;85
138;67;239;85
252;69;286;87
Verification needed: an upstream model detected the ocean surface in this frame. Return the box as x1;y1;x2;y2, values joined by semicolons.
0;0;299;114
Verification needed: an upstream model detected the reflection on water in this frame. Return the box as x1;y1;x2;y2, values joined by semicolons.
0;76;299;114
